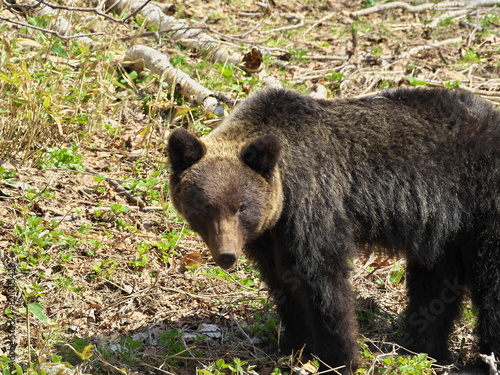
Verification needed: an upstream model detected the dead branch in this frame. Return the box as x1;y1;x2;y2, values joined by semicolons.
1;0;150;39
400;37;463;59
212;91;237;108
85;167;146;208
479;352;499;375
13;0;72;35
351;0;500;17
125;45;224;115
302;12;335;41
105;0;261;72
261;22;305;34
87;206;163;215
428;10;470;29
1;0;103;40
0;15;103;40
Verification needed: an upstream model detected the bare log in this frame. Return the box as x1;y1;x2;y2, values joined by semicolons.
125;45;224;115
106;0;259;71
351;0;500;17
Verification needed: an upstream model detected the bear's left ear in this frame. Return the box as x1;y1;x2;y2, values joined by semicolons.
241;134;281;181
167;129;206;174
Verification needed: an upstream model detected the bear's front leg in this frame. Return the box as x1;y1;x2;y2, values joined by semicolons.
274;256;359;373
308;261;359;373
249;234;359;373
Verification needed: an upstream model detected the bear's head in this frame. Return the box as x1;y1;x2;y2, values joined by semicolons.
167;128;283;269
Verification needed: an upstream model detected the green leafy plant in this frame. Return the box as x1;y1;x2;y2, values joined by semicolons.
199;358;259;375
389;263;405;283
39;146;85;170
444;80;462;89
359;343;433;374
406;76;428;87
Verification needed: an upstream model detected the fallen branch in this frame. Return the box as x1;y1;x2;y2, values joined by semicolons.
87;205;163;214
261;22;305;34
105;0;261;72
400;37;463;59
2;0;149;40
351;0;500;17
125;45;224;115
0;15;102;40
85;167;146;208
428;10;469;29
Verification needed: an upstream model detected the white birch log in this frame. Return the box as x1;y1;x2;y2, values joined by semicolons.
106;0;246;68
125;45;223;115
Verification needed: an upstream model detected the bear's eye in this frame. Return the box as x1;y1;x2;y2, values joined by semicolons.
201;204;211;215
238;204;247;214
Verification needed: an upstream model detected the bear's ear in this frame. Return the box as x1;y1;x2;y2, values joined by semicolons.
241;134;281;181
167;129;206;174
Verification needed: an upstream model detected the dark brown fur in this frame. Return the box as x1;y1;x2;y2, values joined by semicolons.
167;88;500;373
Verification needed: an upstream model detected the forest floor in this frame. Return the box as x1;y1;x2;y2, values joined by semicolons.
0;0;499;374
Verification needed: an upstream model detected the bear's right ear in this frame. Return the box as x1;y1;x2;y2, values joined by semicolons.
241;134;281;181
167;129;206;174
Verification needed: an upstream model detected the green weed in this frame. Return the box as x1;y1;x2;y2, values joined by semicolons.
460;49;481;64
199;358;259;375
359;343;433;374
39;146;85;170
406;77;428;87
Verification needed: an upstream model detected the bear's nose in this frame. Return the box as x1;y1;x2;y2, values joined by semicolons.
217;253;237;269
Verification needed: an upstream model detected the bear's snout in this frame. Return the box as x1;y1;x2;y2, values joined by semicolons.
216;252;238;269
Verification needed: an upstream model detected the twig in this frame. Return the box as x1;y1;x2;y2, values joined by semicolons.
428;10;469;29
302;12;335;41
213;91;238;108
87;206;164;215
261;22;305;34
302;54;348;61
1;0;153;40
0;15;104;40
400;37;463;59
229;311;259;355
209;22;264;43
466;11;482;47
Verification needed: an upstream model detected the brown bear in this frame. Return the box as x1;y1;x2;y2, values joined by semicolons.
167;88;500;374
